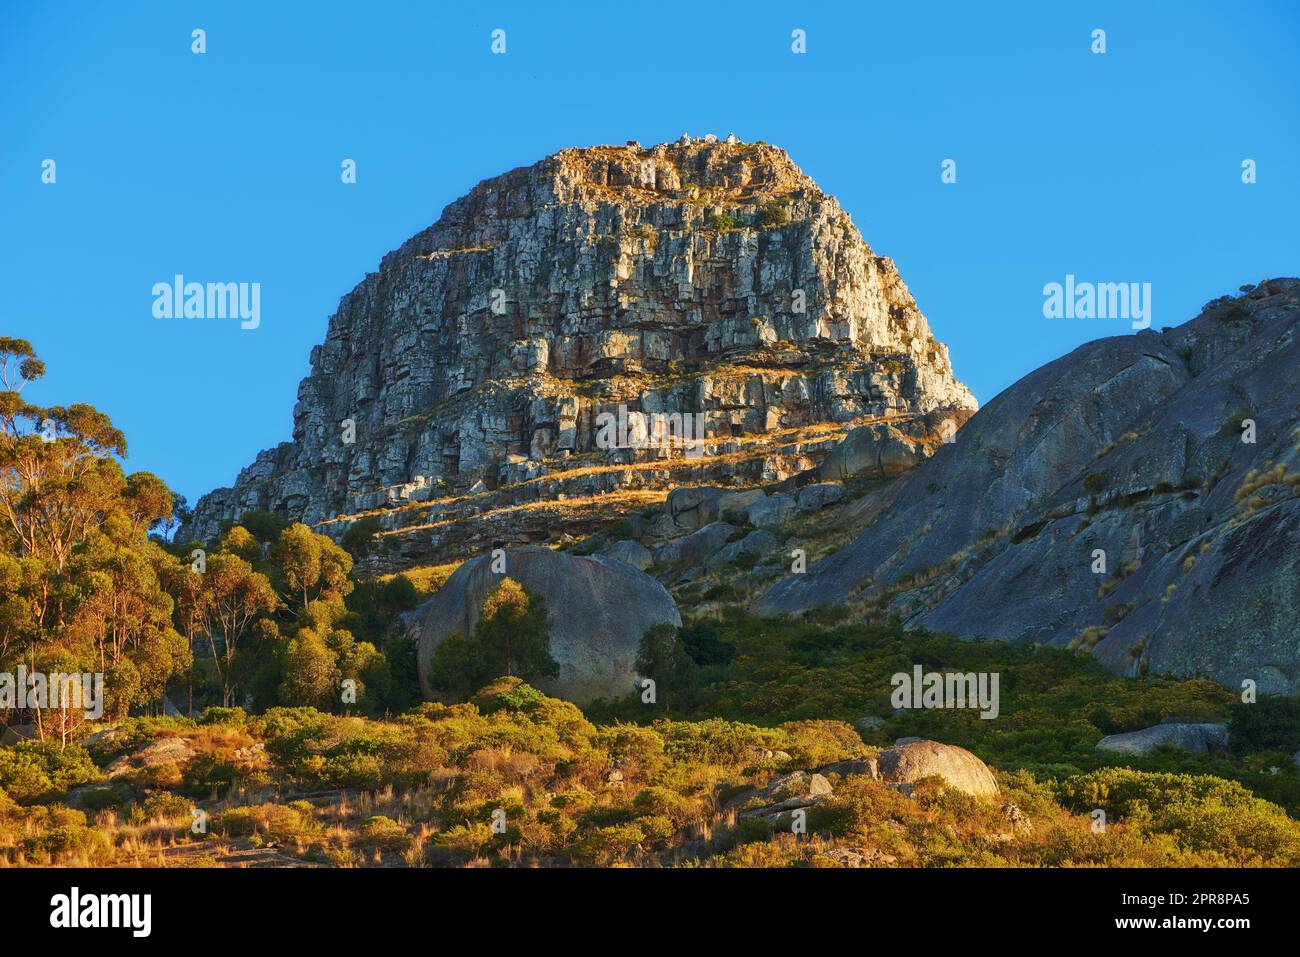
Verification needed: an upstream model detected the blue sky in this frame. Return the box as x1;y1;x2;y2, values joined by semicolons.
2;1;1297;507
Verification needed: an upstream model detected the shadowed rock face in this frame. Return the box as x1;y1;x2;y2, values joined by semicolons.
757;279;1300;692
179;138;974;553
416;547;680;705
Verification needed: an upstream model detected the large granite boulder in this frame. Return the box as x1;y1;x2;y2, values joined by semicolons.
652;521;736;567
817;424;929;482
874;740;999;798
416;547;680;705
707;529;780;569
105;737;197;778
745;492;798;529
598;539;653;570
797;482;846;510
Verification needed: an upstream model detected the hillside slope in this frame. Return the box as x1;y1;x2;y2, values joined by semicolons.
757;279;1300;692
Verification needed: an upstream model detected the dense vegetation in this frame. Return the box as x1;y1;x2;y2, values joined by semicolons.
2;337;1299;868
611;608;1300;815
3;675;1299;868
0;340;431;738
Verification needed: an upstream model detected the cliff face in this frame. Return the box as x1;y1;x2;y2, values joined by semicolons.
181;138;975;556
757;279;1300;694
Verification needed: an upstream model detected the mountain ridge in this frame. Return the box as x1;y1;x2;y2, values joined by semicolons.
756;278;1300;692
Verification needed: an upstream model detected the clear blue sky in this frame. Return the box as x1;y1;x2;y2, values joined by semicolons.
2;1;1297;507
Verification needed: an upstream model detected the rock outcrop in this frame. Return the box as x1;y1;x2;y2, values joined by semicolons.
180;138;974;566
416;547;680;705
1096;723;1229;756
817;740;999;798
758;279;1300;693
873;740;1000;798
734;770;836;823
105;736;196;778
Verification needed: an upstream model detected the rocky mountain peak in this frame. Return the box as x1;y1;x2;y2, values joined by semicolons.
182;139;976;563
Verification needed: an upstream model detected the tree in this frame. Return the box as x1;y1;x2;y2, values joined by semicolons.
429;633;479;701
473;579;558;685
428;578;558;700
0;339;192;735
230;509;288;545
273;522;352;613
277;628;339;708
185;552;278;707
635;623;697;707
340;515;382;560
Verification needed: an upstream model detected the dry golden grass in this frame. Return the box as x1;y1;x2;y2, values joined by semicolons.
375;490;668;539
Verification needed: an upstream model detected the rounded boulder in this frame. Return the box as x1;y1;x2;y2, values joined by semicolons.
416;547;681;705
876;739;999;798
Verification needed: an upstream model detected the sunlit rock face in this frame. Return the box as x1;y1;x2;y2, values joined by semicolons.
180;138;975;558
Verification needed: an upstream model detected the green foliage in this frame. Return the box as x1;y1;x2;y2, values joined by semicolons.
583;608;1300;809
471;677;549;715
429;633;477;700
274;523;353;611
197;706;246;726
704;211;740;231
635;623;697;706
679;619;736;667
227;509;289;545
1056;767;1300;865
429;579;558;699
4;672;1297;868
0;342;192;720
217;801;318;843
0;740;100;802
346;574;422;645
356;815;411;850
340;516;383;560
1229;697;1300;754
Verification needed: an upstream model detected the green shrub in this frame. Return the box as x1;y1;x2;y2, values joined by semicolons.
356;815;412;850
572;822;646;865
197;706;247;726
0;741;100;802
1055;767;1300;865
217;802;317;843
25;823;109;858
704;211;740;231
180;753;239;799
142;790;193;819
1229;697;1300;754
